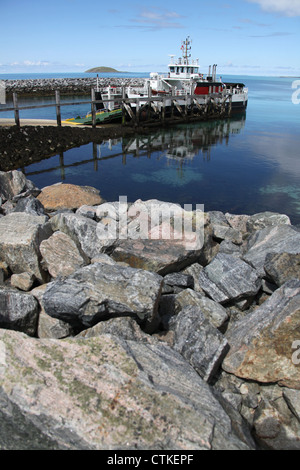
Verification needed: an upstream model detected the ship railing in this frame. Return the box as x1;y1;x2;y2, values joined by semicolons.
174;89;190;96
126;86;148;96
101;86;123;95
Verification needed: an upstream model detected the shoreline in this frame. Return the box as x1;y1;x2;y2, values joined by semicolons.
1;123;299;227
0;124;140;172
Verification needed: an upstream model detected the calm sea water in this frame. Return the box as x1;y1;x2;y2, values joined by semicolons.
2;74;300;224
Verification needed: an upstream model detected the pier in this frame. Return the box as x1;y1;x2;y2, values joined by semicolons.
0;86;235;129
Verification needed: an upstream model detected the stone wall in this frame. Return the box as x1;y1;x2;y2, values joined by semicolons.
4;77;145;98
0;170;300;450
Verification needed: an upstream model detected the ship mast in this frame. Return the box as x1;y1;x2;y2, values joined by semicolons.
181;36;192;65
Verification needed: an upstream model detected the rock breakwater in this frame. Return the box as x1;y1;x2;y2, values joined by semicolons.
4;77;145;98
0;170;300;450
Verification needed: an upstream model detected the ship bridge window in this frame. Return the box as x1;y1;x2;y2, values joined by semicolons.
170;66;175;73
176;67;180;73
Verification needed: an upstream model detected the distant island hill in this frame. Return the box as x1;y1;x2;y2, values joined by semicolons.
85;66;128;73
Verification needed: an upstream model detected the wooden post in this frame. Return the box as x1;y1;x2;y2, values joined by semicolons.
147;83;151;121
185;95;189;120
171;87;175;118
59;152;65;180
228;94;233;116
93;142;98;171
55;90;61;127
135;98;140;126
12;93;20;127
122;86;126;125
205;96;209;114
162;96;166;122
91;89;96;128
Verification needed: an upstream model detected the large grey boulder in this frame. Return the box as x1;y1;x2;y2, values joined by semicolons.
252;384;300;450
0;213;52;283
0;329;255;450
31;284;73;339
174;288;229;329
197;253;261;304
283;389;300;423
49;212;101;259
163;272;194;290
110;238;204;275
12;195;46;216
264;252;300;287
43;262;163;331
109;200;216;274
243;224;300;277
223;279;300;390
40;231;89;278
76;316;153;343
169;306;229;383
0;286;39;336
10;272;35;291
208;210;242;244
225;212;250;234
0;170;38;201
246;211;291;232
182;262;207;293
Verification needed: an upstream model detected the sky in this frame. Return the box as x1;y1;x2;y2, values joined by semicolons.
0;0;300;76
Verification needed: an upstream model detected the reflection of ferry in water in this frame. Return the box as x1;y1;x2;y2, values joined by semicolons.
24;115;246;183
100;37;248;118
122;115;246;163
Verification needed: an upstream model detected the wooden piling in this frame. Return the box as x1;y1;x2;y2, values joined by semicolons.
228;94;233;116
59;152;65;180
135;99;140;126
121;86;126;125
55;90;61;127
91;89;96;128
12;93;20;127
162;96;166;122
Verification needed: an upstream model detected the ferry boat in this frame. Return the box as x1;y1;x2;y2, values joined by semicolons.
66;37;248;125
124;36;248;115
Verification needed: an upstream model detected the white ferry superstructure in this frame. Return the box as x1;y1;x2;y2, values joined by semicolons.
102;36;248;116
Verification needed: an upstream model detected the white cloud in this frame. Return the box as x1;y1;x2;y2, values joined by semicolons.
247;0;300;17
23;60;50;66
250;31;293;37
130;7;184;30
